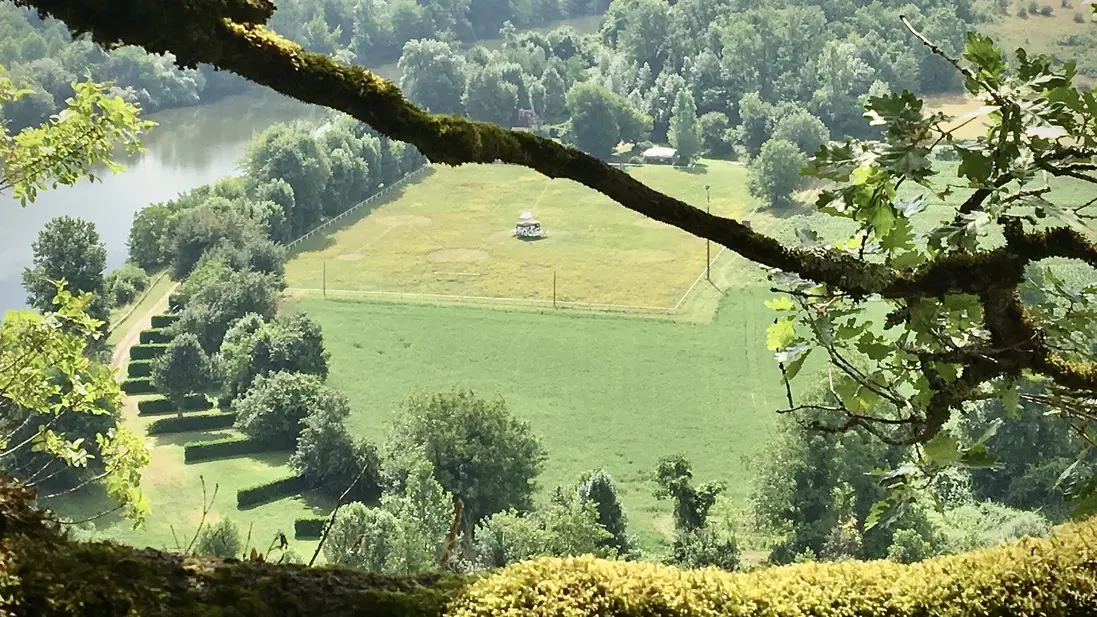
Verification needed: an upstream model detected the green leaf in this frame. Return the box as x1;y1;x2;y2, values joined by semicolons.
1000;383;1020;420
766;318;796;351
865;499;891;530
958;443;1000;469
782;348;812;382
957;148;993;184
923;433;962;466
856;333;893;361
764;297;796;312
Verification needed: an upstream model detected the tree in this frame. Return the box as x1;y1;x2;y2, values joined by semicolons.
397;39;466;115
733;91;772;159
473;492;614;569
385;389;546;529
166;200;265;278
464;64;519;127
0;283;148;523
151;332;214;418
576;469;635;558
698;111;730;156
668;89;701;164
0;63;154;206
22;0;1097;529
104;263;149;308
290;403;382;503
565;82;650;159
748;139;806;210
538;66;567;123
215;311;330;403
172;268;280;353
243;124;331;236
232;371;336;449
127;203;172;270
22;216;109;323
771;108;830;156
324;503;404;572
652;455;740;569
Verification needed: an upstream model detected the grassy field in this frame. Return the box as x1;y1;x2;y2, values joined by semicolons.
984;1;1096;86
281;278;790;550
285;162;753;310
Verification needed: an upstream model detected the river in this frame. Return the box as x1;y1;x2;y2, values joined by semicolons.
0;14;602;314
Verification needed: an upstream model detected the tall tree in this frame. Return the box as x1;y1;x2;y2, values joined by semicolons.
748;139;806;210
668;89;701;164
151;332;214;418
22;216;109;323
397;39;466;115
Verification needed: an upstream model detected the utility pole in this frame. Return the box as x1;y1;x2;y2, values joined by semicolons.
553;270;557;308
323;261;327;298
704;184;711;282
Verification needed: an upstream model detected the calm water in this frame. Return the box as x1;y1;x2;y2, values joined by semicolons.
0;88;325;313
0;14;602;314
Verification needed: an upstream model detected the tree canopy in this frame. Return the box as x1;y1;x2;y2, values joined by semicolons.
11;0;1097;524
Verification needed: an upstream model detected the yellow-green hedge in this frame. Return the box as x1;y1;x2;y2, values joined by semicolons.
449;517;1097;617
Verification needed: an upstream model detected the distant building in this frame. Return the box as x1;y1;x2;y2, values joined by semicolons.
642;146;677;164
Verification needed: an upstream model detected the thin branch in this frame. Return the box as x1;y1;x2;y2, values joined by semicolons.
309;463;373;567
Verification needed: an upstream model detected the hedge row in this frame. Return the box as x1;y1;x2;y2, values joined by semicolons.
183;437;265;463
130;344;168;360
128;360;153;378
294;517;328;540
121;378;156;395
449;517;1097;617
237;475;306;509
136;395;213;416
139;328;173;345
150;313;179;329
147;411;237;435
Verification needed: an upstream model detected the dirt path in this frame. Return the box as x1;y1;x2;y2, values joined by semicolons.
110;282;179;372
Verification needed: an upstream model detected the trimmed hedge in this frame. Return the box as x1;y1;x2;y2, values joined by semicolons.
128;360;153;378
237;475;306;509
294;517;327;540
150;313;179;329
183;437;266;463
121;378;156;395
139;328;173;344
147;412;237;435
130;344;168;360
136;395;213;416
449;518;1097;617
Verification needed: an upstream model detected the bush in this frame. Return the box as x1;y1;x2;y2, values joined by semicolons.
294;517;328;540
106;263;149;307
237;475;306;509
128;360;153;378
121;378;156;394
136;395;213;415
150;314;180;329
449;515;1097;617
183;436;266;463
147;412;238;435
233;372;332;449
139;328;173;345
196;518;243;559
130;344;168;360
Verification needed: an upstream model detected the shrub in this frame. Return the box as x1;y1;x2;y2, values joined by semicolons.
294;517;328;540
291;400;382;503
150;313;180;329
196;518;243;559
136;395;213;415
183;436;266;463
147;411;237;435
449;516;1097;617
139;328;173;344
105;263;149;307
237;475;306;509
127;360;153;378
130;344;168;360
233;372;333;449
121;378;156;394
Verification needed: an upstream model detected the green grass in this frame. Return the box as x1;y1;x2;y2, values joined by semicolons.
45;426;330;558
285;161;754;310
280;282;790;550
107;272;173;347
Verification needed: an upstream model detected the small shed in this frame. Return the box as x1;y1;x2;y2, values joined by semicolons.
642;146;677;164
515;211;545;240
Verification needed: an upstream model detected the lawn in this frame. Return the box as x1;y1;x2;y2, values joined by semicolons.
281;279;792;550
285;161;754;310
107;271;173;347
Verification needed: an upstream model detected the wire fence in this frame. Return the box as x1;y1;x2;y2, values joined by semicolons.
284;164;431;252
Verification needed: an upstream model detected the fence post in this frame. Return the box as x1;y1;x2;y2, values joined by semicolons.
553;270;557;309
322;261;327;298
